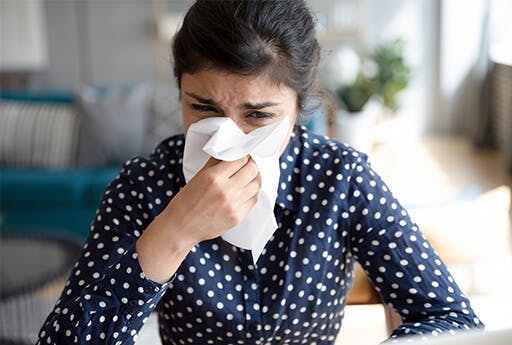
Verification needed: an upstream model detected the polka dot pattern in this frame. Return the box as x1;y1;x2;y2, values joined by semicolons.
37;127;483;344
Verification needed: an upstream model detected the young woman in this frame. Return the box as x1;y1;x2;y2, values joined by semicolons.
38;1;483;344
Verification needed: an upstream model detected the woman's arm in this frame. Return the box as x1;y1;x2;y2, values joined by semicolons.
345;153;484;341
37;146;260;344
136;155;260;283
36;157;177;345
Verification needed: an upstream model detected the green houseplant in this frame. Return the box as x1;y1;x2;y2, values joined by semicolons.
372;39;412;112
336;70;375;113
335;39;412;114
331;39;411;151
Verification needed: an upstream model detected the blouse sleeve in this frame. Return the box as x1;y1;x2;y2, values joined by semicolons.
345;153;484;341
37;156;175;345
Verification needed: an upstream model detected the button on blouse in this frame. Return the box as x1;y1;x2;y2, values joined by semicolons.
37;126;483;345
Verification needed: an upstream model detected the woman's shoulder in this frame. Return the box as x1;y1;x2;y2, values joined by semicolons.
117;133;186;186
293;126;369;170
148;133;186;163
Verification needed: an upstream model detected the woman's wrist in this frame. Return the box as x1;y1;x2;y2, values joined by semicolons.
158;206;199;252
136;209;197;284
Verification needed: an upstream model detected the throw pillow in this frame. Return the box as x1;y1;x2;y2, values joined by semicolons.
144;84;183;155
76;83;152;167
0;101;79;168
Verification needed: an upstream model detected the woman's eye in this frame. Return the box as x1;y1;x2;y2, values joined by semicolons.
192;104;218;113
248;111;274;119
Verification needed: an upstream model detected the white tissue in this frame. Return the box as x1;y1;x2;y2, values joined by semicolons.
182;116;290;263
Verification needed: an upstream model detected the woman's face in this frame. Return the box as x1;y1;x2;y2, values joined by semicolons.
180;68;298;155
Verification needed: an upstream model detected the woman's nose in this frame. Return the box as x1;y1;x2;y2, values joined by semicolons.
226;115;252;134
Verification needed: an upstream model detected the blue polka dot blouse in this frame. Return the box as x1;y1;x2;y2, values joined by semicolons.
38;127;483;344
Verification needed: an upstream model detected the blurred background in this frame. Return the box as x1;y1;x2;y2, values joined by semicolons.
0;0;511;344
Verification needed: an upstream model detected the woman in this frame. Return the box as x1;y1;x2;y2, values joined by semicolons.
38;1;483;344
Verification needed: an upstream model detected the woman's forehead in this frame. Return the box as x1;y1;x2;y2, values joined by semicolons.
181;70;297;106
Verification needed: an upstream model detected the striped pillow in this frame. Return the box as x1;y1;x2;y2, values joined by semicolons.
0;101;80;168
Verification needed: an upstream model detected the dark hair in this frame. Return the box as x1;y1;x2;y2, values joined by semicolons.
172;0;321;116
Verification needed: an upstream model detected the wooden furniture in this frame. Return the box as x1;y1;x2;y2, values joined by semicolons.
346;262;402;335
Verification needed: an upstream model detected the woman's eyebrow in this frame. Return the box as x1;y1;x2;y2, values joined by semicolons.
241;101;280;110
184;92;217;106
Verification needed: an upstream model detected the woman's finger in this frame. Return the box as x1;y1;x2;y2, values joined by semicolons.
201;156;221;170
209;156;250;178
230;158;259;186
238;193;259;217
238;176;261;203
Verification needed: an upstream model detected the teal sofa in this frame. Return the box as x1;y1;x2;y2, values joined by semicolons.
0;91;119;239
0;167;119;239
0;87;184;240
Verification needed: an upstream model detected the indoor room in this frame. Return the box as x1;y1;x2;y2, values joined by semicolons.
0;1;511;344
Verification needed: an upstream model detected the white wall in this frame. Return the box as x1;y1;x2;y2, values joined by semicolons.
364;0;492;136
439;0;490;136
0;0;48;71
366;0;439;135
29;0;190;90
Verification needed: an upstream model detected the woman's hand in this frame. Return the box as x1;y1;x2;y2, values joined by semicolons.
169;155;261;245
136;156;260;283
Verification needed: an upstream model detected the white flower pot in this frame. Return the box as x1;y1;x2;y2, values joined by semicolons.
332;100;381;153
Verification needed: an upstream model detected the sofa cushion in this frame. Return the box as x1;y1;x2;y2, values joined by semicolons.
0;167;119;210
0;101;80;168
1;209;98;239
76;84;152;167
144;84;183;154
82;166;121;206
1;169;85;209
